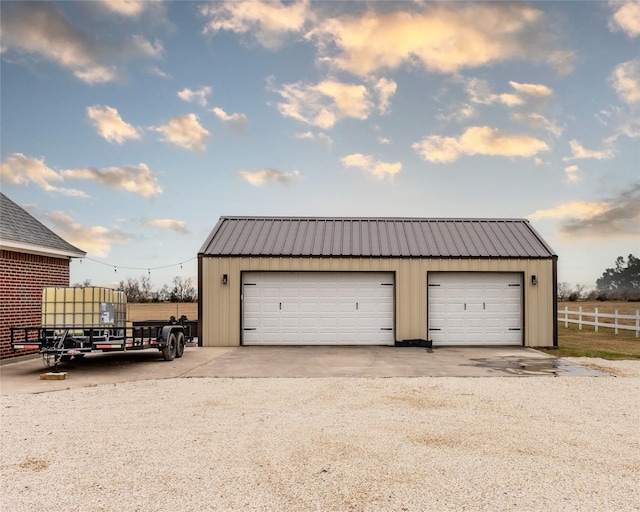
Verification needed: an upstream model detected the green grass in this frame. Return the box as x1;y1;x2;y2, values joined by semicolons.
539;323;640;360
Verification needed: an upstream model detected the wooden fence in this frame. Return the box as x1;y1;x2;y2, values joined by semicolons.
558;306;640;337
127;303;197;322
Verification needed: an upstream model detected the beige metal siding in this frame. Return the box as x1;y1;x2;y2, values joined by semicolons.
201;256;554;347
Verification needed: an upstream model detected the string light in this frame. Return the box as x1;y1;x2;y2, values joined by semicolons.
78;256;197;272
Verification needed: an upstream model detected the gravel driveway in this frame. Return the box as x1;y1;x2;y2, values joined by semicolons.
2;359;639;511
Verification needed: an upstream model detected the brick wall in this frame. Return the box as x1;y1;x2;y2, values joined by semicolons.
0;250;70;360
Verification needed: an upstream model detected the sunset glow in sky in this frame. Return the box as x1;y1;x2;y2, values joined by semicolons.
1;1;639;290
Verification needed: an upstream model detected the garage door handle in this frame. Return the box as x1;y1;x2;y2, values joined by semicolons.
380;328;393;331
244;328;256;331
464;303;466;310
356;302;358;310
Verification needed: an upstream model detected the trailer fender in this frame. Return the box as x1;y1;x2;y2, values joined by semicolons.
158;326;185;347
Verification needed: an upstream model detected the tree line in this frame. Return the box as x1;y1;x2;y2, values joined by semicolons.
73;275;197;303
559;254;639;302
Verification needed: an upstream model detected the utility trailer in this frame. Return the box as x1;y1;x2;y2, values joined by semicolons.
9;286;191;371
10;323;190;370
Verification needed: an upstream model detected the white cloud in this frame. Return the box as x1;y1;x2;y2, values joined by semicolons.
131;34;164;59
511;113;563;137
1;153;162;199
564;165;580;184
465;79;552;108
0;2;117;84
378;136;391;145
436;103;477;123
211;107;248;133
412;126;549;163
97;0;147;18
87;105;141;144
0;2;163;84
141;219;189;234
200;0;311;49
238;168;300;186
295;131;333;149
508;81;553;99
528;201;612;221
72;66;118;84
341;153;402;180
178;86;212;107
62;164;162;198
528;183;640;238
153;114;209;152
597;106;640;140
43;210;129;258
270;77;373;129
373;77;397;114
0;153;87;197
609;0;640;37
564;140;615;161
610;59;640;104
149;65;171;79
307;3;573;76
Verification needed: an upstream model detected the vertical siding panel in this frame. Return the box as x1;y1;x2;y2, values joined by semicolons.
227;258;240;346
524;260;535;346
202;259;211;346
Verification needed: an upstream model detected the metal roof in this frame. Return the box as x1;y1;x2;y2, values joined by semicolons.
0;193;86;257
199;217;555;258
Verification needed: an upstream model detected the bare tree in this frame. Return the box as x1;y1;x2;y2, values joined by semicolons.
169;276;197;302
557;282;571;301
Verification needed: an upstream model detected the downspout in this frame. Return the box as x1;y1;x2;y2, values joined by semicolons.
552;255;558;347
197;254;203;347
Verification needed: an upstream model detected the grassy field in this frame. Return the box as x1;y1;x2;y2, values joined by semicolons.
543;301;640;360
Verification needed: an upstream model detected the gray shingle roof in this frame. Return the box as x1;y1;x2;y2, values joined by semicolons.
0;193;86;257
199;217;555;258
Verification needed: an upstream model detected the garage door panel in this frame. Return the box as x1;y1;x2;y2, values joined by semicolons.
243;272;394;345
428;272;522;346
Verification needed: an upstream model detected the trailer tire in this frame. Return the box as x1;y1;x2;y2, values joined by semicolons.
60;355;72;363
162;332;177;361
175;332;185;358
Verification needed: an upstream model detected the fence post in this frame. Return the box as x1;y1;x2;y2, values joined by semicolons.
578;306;582;331
614;309;619;335
564;306;568;328
594;307;598;333
636;310;639;339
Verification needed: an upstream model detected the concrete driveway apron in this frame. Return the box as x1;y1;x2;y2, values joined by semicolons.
1;345;605;395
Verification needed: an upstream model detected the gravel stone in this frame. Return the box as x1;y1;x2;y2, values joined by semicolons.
2;364;639;511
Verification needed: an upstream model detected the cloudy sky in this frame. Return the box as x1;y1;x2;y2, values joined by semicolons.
1;0;639;290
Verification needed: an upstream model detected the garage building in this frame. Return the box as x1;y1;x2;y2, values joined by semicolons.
198;217;557;348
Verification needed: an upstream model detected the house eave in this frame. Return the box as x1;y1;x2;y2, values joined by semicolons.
0;239;86;259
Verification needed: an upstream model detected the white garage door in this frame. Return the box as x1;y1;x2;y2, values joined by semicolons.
428;272;522;346
242;272;395;345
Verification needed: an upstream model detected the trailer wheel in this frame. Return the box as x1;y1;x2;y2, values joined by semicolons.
161;332;177;361
175;332;185;358
60;355;72;363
